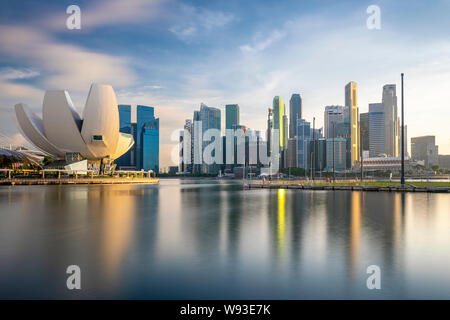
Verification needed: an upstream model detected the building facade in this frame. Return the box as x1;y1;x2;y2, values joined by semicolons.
345;81;359;167
137;105;159;172
289;94;302;139
411;135;439;168
369;103;385;157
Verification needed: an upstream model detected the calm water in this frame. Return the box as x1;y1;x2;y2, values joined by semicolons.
0;179;449;299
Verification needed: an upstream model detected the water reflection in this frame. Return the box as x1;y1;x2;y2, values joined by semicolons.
0;180;449;299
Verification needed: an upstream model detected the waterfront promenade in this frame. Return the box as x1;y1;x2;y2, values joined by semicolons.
0;177;159;185
245;180;450;193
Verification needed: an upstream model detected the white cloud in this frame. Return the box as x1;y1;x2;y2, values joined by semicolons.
45;0;166;31
0;25;135;91
0;68;40;80
169;4;234;41
240;30;285;53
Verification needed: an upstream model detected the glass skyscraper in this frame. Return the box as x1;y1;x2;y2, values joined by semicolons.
369;103;385;157
296;119;311;169
115;104;132;168
225;104;239;130
137;105;159;172
289;94;302;139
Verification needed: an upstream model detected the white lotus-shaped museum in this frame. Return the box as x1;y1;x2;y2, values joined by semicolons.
14;84;134;161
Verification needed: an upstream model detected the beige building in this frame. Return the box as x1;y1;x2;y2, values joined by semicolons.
345;81;359;167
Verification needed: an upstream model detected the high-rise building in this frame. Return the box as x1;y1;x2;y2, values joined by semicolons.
266;108;273;157
137;105;159;172
225;104;239;130
438;154;450;170
180;119;193;173
360;112;369;153
324;105;344;139
199;103;221;174
326;137;347;172
345;81;359;167
382;84;399;157
411;135;438;169
289;94;302;138
115;104;132;168
310;138;327;172
369;103;385;157
273;96;286;167
296;119;311;169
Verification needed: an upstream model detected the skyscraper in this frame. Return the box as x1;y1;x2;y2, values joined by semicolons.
137;105;159;171
324;105;344;139
382;84;398;157
225;104;239;130
360;112;369;153
411;136;439;168
289;94;302;139
345;81;359;167
273;96;286;167
115;104;132;168
326;137;346;171
199;103;221;174
296;119;311;169
369;103;385;157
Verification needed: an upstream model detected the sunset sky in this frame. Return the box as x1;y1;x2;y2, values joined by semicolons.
1;0;449;167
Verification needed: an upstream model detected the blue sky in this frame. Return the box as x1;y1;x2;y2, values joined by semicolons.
1;0;450;166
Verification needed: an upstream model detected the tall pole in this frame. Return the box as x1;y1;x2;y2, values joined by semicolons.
312;117;315;181
401;73;405;186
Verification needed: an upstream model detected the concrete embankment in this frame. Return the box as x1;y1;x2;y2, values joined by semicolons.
0;178;159;186
245;183;450;193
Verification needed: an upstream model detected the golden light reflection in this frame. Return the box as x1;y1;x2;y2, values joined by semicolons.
349;192;361;277
100;186;135;284
277;189;286;259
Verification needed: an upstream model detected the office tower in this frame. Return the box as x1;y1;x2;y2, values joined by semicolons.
273;96;286;155
438;154;450;169
180;119;193;173
296;119;311;169
411;136;439;168
283;114;288;167
324;105;345;139
310;138;327;172
286;138;297;168
369;103;385;157
326;137;347;171
360;112;369;153
199;103;221;174
115;104;132;168
382;84;398;157
345;81;359;167
289;94;302;138
225;104;239;130
266;108;273;157
130;123;137;167
137;105;159;171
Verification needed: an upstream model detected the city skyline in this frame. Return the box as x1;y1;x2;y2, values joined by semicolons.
1;0;450;168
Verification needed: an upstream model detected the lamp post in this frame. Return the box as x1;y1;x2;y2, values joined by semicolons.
333;122;335;182
401;73;405;186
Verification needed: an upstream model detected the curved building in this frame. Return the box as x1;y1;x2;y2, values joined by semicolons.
14;84;134;162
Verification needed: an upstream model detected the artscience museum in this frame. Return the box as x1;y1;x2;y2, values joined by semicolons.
14;83;134;172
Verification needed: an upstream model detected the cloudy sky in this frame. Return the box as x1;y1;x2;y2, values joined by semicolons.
1;0;449;167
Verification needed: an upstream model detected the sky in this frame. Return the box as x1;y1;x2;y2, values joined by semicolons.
1;0;450;168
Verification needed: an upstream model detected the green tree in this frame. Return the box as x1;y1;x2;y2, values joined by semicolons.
431;164;440;173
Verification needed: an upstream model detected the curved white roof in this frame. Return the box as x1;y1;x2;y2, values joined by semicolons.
14;103;65;157
81;84;119;159
42;90;94;158
14;84;131;162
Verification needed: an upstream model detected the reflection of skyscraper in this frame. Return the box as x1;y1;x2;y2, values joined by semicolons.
345;82;359;167
115;104;132;168
137;105;159;172
289;94;302;139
